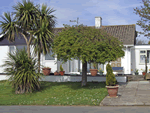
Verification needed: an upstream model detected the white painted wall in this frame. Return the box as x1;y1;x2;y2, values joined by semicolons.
41;54;57;73
132;45;150;75
0;46;9;73
103;46;132;75
3;44;150;76
121;48;126;74
131;47;135;74
0;45;57;74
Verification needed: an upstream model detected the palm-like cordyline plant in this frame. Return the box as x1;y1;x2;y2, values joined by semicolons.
32;4;57;73
0;0;39;58
1;48;42;94
0;12;20;42
0;0;50;94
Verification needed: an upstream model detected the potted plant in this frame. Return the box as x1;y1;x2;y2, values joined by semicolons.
134;68;139;75
141;69;146;76
105;63;119;97
90;62;98;76
54;70;59;75
42;67;51;75
59;64;65;75
98;68;104;76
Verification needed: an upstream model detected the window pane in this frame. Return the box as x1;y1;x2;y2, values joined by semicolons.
69;58;73;72
140;55;145;63
45;51;55;60
9;46;15;54
147;50;150;63
140;50;146;53
16;45;27;52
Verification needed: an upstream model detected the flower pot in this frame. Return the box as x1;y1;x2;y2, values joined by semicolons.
134;72;139;75
42;68;51;75
90;69;98;76
54;72;59;75
142;72;146;76
99;72;103;76
59;71;65;75
106;85;119;97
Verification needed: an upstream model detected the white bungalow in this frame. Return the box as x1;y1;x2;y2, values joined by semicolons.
0;16;148;76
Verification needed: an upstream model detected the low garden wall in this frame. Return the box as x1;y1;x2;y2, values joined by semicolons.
0;75;127;83
39;75;127;83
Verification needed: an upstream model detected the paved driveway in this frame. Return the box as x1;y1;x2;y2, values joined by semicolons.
100;81;150;106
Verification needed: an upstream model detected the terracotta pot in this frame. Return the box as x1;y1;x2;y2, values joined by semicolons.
42;68;51;75
59;71;65;75
90;69;98;76
142;72;146;76
106;85;119;97
54;72;59;75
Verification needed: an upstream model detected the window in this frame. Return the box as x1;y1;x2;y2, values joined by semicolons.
139;50;150;63
16;45;27;52
140;55;145;63
9;45;27;55
9;46;15;54
45;50;55;60
140;50;146;53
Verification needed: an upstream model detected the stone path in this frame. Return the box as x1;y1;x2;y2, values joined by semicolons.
100;81;150;106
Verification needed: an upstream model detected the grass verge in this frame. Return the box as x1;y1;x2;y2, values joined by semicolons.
0;80;108;106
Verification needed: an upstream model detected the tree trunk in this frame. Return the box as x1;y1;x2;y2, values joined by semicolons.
81;61;87;86
27;43;31;58
145;56;147;80
38;50;41;74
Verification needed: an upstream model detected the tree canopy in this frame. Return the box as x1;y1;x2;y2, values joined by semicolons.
52;24;125;64
52;24;125;86
133;0;150;38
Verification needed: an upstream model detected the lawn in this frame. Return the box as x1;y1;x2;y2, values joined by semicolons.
0;80;108;106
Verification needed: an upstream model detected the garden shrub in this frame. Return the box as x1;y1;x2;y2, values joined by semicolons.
106;63;117;86
1;48;43;94
60;64;64;71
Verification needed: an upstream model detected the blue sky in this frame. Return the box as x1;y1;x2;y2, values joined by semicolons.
0;0;149;43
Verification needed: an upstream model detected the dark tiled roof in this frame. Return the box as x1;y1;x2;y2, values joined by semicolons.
100;24;136;45
52;27;64;36
0;33;28;46
0;24;137;45
52;24;137;45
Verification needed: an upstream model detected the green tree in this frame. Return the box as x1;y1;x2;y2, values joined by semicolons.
136;38;146;44
52;24;125;86
133;0;150;38
32;4;56;73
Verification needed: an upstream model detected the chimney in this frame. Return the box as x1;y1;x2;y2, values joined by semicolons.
95;17;102;28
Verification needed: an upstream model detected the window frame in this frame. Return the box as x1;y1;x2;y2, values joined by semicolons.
9;46;15;54
9;45;28;55
139;49;149;64
45;50;55;60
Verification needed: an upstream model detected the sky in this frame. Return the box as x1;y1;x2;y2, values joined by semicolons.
0;0;149;43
